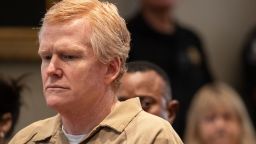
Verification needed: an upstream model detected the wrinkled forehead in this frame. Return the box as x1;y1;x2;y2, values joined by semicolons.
39;17;91;43
124;71;166;88
119;71;167;100
38;18;94;57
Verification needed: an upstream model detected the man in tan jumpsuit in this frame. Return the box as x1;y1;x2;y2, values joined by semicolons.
9;0;183;143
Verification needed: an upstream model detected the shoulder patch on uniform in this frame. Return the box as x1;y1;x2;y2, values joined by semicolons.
186;46;202;65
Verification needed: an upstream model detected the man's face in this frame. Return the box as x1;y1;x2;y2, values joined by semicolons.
198;108;241;144
117;71;168;119
38;18;108;110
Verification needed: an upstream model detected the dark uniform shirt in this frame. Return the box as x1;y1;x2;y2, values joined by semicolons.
242;27;256;129
127;12;212;137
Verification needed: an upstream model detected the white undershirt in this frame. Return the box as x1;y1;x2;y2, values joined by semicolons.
62;125;87;144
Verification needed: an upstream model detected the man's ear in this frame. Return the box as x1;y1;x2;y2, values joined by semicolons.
167;100;179;124
104;57;121;84
0;113;13;137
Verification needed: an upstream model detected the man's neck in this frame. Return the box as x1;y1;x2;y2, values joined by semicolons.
142;8;175;34
60;91;118;135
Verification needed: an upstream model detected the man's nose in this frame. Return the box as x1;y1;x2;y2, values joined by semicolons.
46;56;63;77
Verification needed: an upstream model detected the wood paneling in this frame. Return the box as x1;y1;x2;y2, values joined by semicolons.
0;27;39;61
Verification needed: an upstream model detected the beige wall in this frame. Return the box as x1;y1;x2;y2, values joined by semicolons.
1;0;256;137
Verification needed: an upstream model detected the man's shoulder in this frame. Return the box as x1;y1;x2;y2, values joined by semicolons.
136;110;169;125
125;111;183;144
133;111;175;132
9;115;59;144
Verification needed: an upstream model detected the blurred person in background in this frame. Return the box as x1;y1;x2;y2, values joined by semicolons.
184;82;255;144
127;0;213;136
0;75;25;144
117;61;179;124
242;27;256;129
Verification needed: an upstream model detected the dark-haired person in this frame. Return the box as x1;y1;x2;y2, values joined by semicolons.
127;0;213;136
117;61;179;124
0;76;25;144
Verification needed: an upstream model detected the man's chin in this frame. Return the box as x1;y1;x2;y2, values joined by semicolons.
45;96;66;109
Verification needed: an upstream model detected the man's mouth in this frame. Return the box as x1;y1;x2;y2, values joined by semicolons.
45;85;70;90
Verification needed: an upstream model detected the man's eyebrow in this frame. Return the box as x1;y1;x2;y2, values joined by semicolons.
38;49;49;55
58;42;88;52
58;47;84;53
38;44;86;55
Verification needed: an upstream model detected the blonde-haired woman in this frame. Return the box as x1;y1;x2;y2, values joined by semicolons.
184;82;255;144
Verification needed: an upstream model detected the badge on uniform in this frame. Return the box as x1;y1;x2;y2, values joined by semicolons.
186;46;202;66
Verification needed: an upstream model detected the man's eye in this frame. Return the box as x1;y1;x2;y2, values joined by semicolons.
141;100;152;111
62;55;76;60
42;55;52;61
118;96;128;101
140;97;155;111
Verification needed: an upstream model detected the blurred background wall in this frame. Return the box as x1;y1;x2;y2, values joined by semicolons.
0;0;256;135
